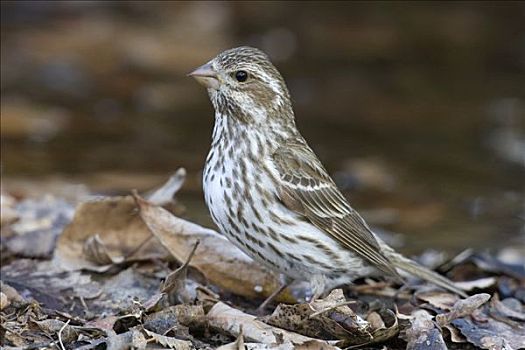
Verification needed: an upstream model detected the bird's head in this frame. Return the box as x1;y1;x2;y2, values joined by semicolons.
189;47;293;124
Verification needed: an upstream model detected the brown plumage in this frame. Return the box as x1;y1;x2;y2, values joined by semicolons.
189;46;467;302
273;138;400;278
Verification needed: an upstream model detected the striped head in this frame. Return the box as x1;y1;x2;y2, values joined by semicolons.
189;47;293;125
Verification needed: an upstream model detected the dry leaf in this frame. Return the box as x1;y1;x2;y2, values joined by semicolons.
405;309;447;350
443;324;466;343
264;303;339;340
264;289;398;347
85;316;120;334
207;302;336;348
53;196;168;272
450;294;525;350
143;304;205;335
217;326;245;350
143;328;193;350
435;293;491;327
416;291;460;310
452;314;525;349
367;309;399;345
454;277;497;291
490;295;525;322
264;289;366;341
142;292;167;313
106;329;147;350
146;168;186;206
83;234;125;265
34;319;78;344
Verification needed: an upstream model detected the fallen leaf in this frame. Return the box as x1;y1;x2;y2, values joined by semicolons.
84;316;119;334
34;319;78;344
454;277;497;291
490;294;525;322
450;293;525;349
471;253;525;280
405;309;446;350
443;324;466;343
145;168;186;206
436;293;491;327
263;289;398;347
106;329;147;350
143;304;205;335
367;309;399;345
142;292;167;313
207;302;336;348
82;234;125;265
217;326;245;350
264;303;340;340
53;196;168;272
416;291;460;310
452;315;524;349
143;328;193;350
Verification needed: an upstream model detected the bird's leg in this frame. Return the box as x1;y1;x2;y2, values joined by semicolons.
308;291;323;304
307;275;326;304
256;281;291;315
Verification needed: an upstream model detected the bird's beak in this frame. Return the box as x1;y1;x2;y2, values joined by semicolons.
188;62;220;90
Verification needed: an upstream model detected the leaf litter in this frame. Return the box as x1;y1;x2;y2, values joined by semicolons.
1;168;524;349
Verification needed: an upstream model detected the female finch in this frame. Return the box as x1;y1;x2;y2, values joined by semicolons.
189;47;466;307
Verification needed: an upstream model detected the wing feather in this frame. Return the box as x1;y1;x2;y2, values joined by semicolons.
273;138;400;278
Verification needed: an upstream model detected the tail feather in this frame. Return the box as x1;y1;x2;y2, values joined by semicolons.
390;253;468;298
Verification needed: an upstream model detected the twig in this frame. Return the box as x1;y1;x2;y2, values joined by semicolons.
57;319;70;350
79;296;89;313
309;300;356;318
160;239;200;295
125;234;153;259
185;239;200;265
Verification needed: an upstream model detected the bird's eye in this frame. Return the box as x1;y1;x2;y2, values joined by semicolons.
234;70;248;82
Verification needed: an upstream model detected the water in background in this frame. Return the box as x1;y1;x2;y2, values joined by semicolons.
1;2;524;254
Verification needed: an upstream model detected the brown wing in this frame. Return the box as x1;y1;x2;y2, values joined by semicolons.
273;138;400;278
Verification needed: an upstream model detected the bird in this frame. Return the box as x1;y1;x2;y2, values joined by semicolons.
188;46;467;308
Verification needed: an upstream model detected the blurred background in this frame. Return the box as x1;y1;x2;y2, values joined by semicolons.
1;1;524;254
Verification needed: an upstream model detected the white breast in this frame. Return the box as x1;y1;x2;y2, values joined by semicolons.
202;114;372;290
